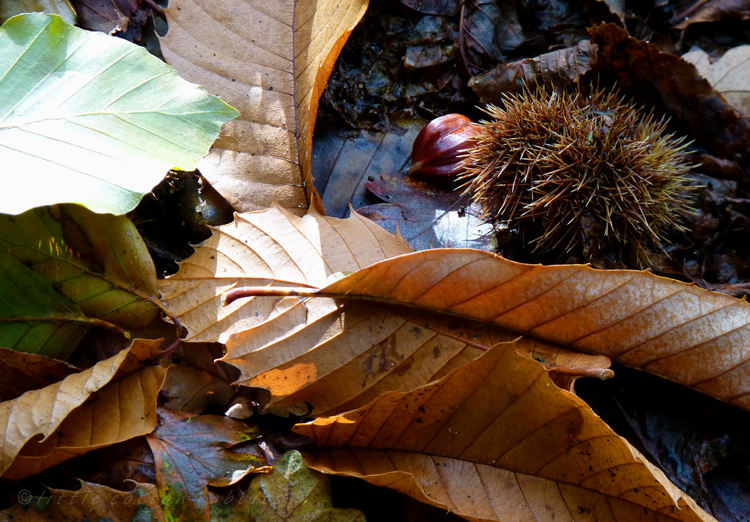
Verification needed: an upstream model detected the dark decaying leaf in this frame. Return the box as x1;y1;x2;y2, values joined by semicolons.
239;450;366;522
669;0;750;30
469;40;598;103
589;23;750;162
146;408;267;522
398;0;461;16
0;346;79;401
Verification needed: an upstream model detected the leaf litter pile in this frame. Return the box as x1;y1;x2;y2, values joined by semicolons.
1;1;750;522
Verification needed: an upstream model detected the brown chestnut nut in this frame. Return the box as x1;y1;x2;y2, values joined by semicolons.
409;114;480;185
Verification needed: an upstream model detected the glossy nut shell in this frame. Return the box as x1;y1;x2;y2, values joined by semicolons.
409;114;480;184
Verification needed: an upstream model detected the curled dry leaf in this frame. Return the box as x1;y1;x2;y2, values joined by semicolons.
0;338;166;481
0;346;78;401
1;480;164;521
682;45;750;117
590;23;750;160
316;249;750;412
157;0;368;213
469;40;597;104
296;341;716;522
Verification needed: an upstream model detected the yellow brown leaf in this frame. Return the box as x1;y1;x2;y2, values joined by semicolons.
0;339;166;481
296;341;715;522
158;0;369;213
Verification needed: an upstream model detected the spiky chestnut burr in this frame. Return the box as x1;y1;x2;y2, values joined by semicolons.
458;87;696;267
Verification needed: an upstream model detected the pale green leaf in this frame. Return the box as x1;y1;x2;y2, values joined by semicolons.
0;1;76;25
0;205;160;342
0;13;239;215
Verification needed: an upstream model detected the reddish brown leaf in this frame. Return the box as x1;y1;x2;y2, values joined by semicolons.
469;40;597;103
316;249;750;412
589;23;750;160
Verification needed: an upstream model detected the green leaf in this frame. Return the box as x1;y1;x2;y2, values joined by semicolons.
0;252;88;359
244;451;365;522
0;13;239;215
0;205;160;341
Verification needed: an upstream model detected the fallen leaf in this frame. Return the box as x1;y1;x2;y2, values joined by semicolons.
161;364;234;413
146;407;267;522
669;0;750;30
314;249;750;412
242;450;365;522
165;206;612;417
1;480;164;521
0;346;79;401
0;13;238;215
0;0;76;24
0;205;161;357
158;0;368;214
0;252;92;359
469;40;597;103
682;45;750;117
0;338;166;481
590;23;750;161
296;341;716;522
158;204;410;344
313;121;423;218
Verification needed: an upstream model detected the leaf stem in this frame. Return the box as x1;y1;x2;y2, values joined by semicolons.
0;315;131;339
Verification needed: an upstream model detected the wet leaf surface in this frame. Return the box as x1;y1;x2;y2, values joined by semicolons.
146;408;266;522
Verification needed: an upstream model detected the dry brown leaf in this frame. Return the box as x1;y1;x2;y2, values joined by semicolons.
590;23;750;160
1;480;163;521
158;0;368;214
469;40;597;104
162;206;610;416
224;299;612;416
0;339;166;481
0;346;79;401
161;364;234;413
314;249;750;412
669;0;750;30
296;341;715;522
158;204;411;344
682;45;750;117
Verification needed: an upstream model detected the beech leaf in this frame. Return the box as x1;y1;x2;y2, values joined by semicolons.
0;205;161;358
0;338;166;481
164;207;611;417
0;13;238;215
1;480;164;521
295;341;716;522
158;0;368;213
